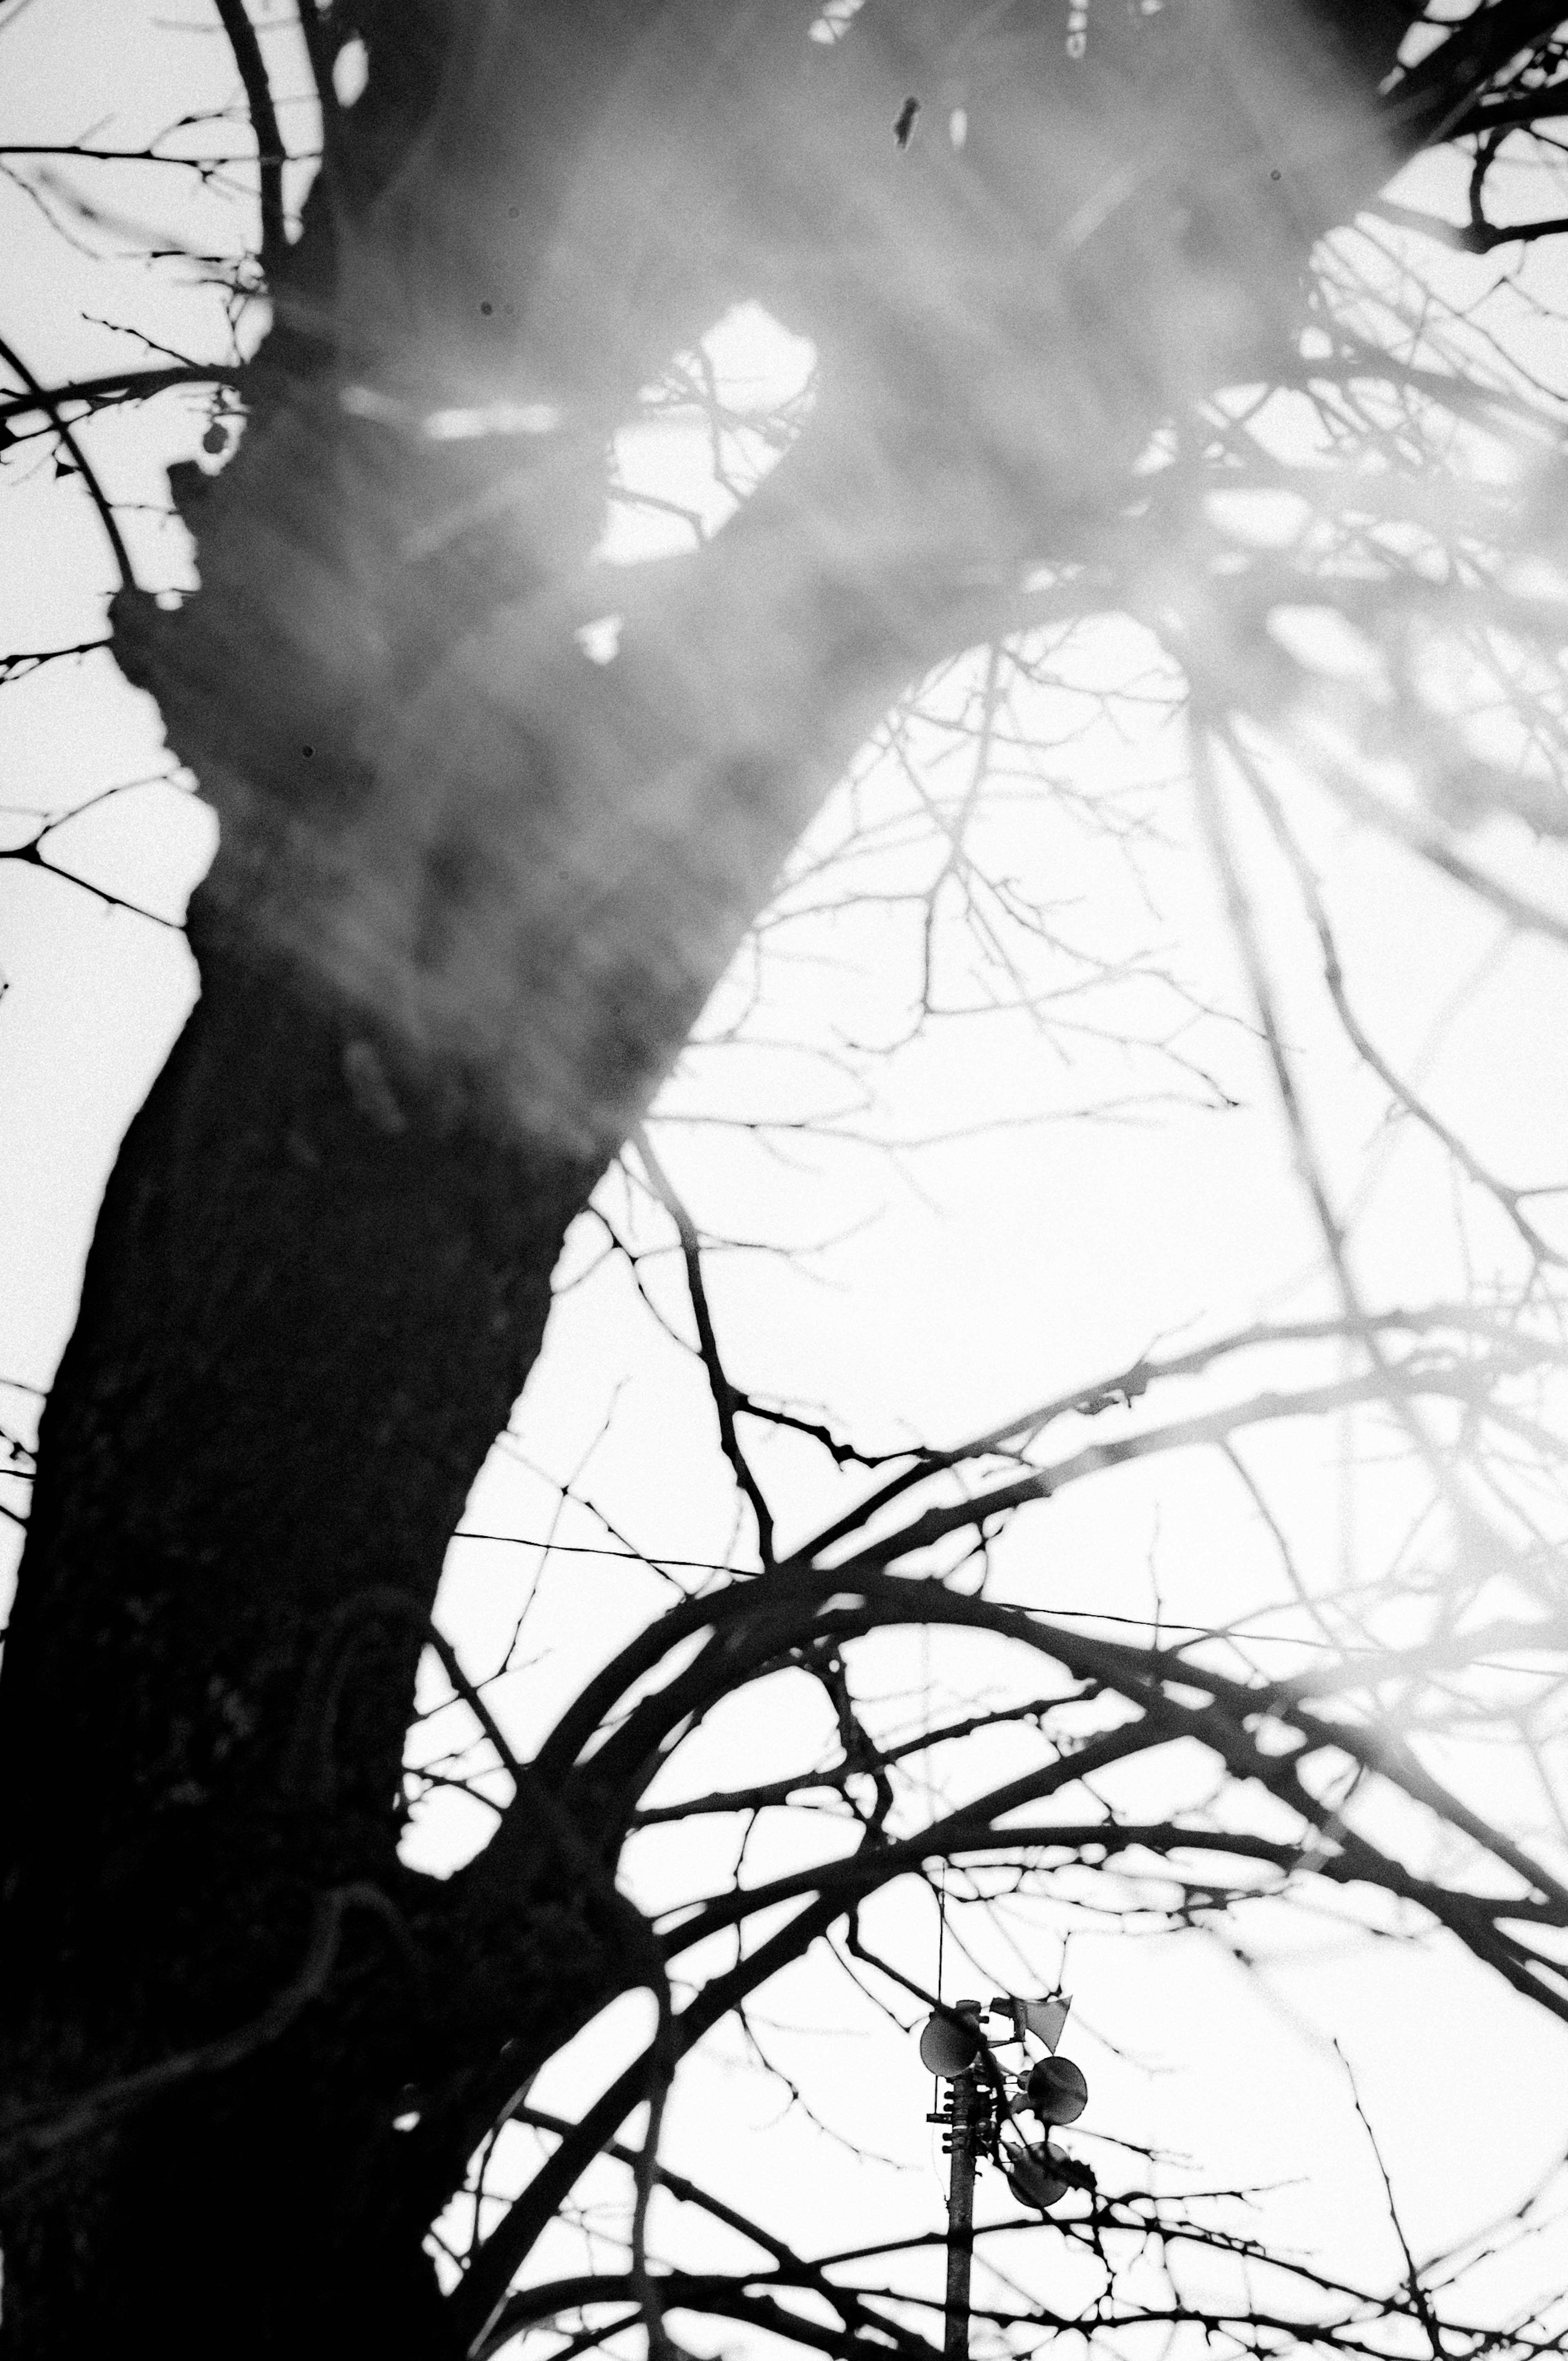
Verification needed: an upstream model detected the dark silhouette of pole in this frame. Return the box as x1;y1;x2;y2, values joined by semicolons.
943;2064;980;2361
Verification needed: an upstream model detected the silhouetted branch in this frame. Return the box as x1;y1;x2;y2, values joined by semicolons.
0;331;135;589
633;1128;777;1568
212;0;286;276
0;361;243;430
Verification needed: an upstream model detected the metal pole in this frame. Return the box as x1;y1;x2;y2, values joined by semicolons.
943;2066;978;2361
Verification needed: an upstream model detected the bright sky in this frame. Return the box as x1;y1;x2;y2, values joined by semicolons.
3;3;1568;2353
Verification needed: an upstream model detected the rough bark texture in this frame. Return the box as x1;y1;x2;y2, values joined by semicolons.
0;3;1442;2351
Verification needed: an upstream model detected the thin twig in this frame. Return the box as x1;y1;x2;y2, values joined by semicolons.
633;1127;777;1568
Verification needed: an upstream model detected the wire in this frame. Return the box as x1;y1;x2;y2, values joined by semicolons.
936;1867;948;2008
446;1531;1562;1672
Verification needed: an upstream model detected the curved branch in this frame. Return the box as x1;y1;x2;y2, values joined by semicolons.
450;1887;849;2355
0;331;136;590
503;2104;940;2361
1383;2;1568;150
0;638;111;684
797;1307;1562;1566
212;0;286;277
0;361;243;430
479;2272;927;2361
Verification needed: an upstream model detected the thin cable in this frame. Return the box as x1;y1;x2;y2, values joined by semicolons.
936;1868;948;2007
446;1533;1561;1673
932;1868;949;2120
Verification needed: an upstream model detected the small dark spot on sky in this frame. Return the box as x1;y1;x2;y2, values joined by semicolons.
507;205;519;218
479;301;494;316
1270;168;1281;180
301;745;314;758
894;96;920;149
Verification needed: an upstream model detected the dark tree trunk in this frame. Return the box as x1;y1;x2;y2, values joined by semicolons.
0;906;612;2353
0;3;1431;2350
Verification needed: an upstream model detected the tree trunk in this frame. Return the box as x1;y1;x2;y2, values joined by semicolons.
0;898;617;2353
